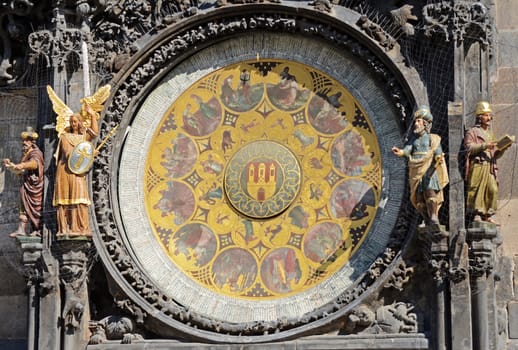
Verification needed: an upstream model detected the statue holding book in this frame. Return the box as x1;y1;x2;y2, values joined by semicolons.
464;101;515;224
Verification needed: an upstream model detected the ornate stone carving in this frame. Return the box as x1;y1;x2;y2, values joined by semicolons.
18;241;44;288
466;227;497;278
113;295;147;325
215;0;280;7
309;0;333;13
429;258;449;282
89;315;143;344
417;226;450;282
423;1;493;50
384;260;414;291
469;251;493;278
342;302;418;334
367;248;396;281
390;4;417;36
449;229;468;283
28;25;87;70
357;15;396;51
341;304;375;334
59;245;90;331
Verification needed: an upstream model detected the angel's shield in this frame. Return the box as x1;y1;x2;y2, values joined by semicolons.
68;141;95;175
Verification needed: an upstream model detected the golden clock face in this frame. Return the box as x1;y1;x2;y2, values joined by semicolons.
144;59;381;299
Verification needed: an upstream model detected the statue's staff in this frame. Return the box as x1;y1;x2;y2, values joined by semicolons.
82;41;91;97
95;124;119;154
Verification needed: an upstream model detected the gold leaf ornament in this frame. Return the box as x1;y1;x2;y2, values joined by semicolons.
47;84;112;133
80;84;112;126
46;85;73;136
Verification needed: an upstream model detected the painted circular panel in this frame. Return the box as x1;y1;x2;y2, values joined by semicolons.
212;248;258;293
330;179;376;220
143;59;382;301
303;222;351;264
168;223;218;269
260;247;305;294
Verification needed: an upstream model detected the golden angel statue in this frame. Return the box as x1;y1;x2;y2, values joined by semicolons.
47;84;111;237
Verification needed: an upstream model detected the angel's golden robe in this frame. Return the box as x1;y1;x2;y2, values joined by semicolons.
53;131;92;236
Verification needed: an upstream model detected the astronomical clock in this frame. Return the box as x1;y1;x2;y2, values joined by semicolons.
94;23;417;342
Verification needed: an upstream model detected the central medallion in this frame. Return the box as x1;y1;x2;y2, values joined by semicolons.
224;141;301;219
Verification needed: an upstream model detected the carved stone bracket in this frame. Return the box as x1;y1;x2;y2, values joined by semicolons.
449;229;468;283
56;241;92;332
417;225;450;283
466;226;498;279
17;239;44;287
423;1;493;51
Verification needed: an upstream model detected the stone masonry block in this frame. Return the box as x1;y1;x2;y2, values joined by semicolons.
508;301;518;338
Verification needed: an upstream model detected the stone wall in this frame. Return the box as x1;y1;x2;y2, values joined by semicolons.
493;0;518;205
493;3;518;349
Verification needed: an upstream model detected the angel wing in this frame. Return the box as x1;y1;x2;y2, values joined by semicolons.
80;85;111;126
47;85;74;136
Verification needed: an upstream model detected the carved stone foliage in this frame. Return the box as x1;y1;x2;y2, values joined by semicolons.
341;302;418;335
429;258;449;282
92;12;414;338
113;295;147;325
423;1;493;50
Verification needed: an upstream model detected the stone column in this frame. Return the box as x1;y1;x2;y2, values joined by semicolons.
19;239;43;350
37;249;61;350
467;226;498;350
418;227;449;350
447;101;473;350
57;240;92;350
